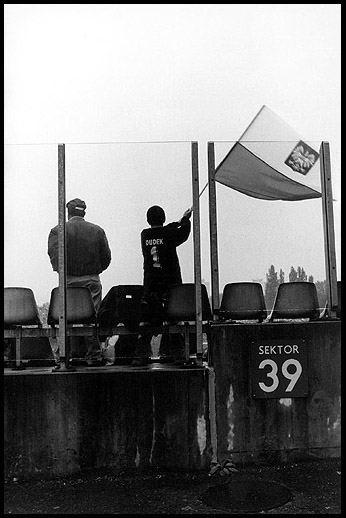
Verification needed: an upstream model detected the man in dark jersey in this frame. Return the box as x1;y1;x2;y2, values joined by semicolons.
132;205;192;366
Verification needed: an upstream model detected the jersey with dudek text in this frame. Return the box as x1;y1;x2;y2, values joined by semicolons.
141;217;191;291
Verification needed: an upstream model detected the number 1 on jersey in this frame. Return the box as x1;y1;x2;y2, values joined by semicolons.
151;246;161;268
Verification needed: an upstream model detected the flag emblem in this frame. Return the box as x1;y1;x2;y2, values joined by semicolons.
215;106;322;201
285;140;319;176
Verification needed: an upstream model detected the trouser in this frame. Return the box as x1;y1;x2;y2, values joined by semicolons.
134;289;185;360
49;274;102;362
134;327;185;360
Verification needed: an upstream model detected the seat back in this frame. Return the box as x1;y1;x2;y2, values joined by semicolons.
47;287;97;325
4;287;42;327
165;283;212;322
271;282;320;320
220;282;267;322
97;285;143;328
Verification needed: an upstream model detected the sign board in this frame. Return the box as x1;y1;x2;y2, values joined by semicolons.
250;339;308;398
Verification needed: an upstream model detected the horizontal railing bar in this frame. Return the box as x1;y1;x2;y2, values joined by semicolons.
4;323;210;339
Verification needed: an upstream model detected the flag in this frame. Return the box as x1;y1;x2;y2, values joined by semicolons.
215;106;321;201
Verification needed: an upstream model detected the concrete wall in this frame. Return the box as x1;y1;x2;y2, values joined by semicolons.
210;320;341;464
4;320;341;481
4;369;211;481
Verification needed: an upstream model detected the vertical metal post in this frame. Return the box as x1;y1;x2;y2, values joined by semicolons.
191;141;203;366
13;330;25;370
15;335;22;369
208;142;220;317
57;143;69;369
319;142;338;317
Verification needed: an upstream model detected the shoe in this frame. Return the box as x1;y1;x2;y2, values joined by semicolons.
86;358;107;367
52;362;76;371
131;357;149;367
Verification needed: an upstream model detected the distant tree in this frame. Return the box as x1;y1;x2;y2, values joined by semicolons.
289;266;309;282
289;266;297;282
308;275;314;283
279;269;285;284
265;265;280;310
37;302;49;327
297;266;307;282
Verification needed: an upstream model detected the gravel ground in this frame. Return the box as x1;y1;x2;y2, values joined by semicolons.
4;458;341;514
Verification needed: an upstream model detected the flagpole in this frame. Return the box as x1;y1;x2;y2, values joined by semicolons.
208;141;220;317
237;105;266;141
191;141;203;366
199;181;209;198
319;142;338;317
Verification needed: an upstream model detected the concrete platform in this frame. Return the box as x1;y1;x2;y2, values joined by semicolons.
4;320;341;481
4;363;211;480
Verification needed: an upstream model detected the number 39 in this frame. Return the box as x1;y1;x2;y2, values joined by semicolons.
258;359;302;392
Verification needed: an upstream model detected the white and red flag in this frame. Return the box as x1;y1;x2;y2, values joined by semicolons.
215;105;321;201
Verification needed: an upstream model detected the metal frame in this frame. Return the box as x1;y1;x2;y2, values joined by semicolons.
4;141;206;368
207;142;220;317
208;140;339;320
57;143;70;370
4;139;339;369
320;142;338;317
191;141;204;365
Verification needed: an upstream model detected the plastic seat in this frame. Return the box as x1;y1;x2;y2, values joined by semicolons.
270;282;320;321
97;285;144;328
164;283;212;363
47;287;97;326
165;283;212;322
219;282;267;322
4;287;42;369
4;287;42;327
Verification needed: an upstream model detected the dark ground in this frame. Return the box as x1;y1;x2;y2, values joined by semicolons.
4;457;341;514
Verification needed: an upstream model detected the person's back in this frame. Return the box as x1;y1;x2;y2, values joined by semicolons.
47;198;111;367
132;205;192;367
49;214;111;277
141;205;191;298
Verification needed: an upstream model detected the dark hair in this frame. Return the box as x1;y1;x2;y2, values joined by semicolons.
147;205;165;225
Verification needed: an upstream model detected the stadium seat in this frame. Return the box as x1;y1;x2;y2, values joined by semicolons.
97;285;143;329
47;287;98;364
165;283;212;322
4;287;43;369
164;283;212;362
47;287;97;325
4;287;42;327
218;282;267;322
269;281;320;321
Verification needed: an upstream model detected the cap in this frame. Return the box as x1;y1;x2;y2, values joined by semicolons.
147;205;165;225
66;198;86;212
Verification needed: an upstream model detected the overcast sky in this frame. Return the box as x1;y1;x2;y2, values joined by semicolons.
4;4;341;306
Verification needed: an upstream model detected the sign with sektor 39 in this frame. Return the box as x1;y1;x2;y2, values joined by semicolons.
250;339;308;398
